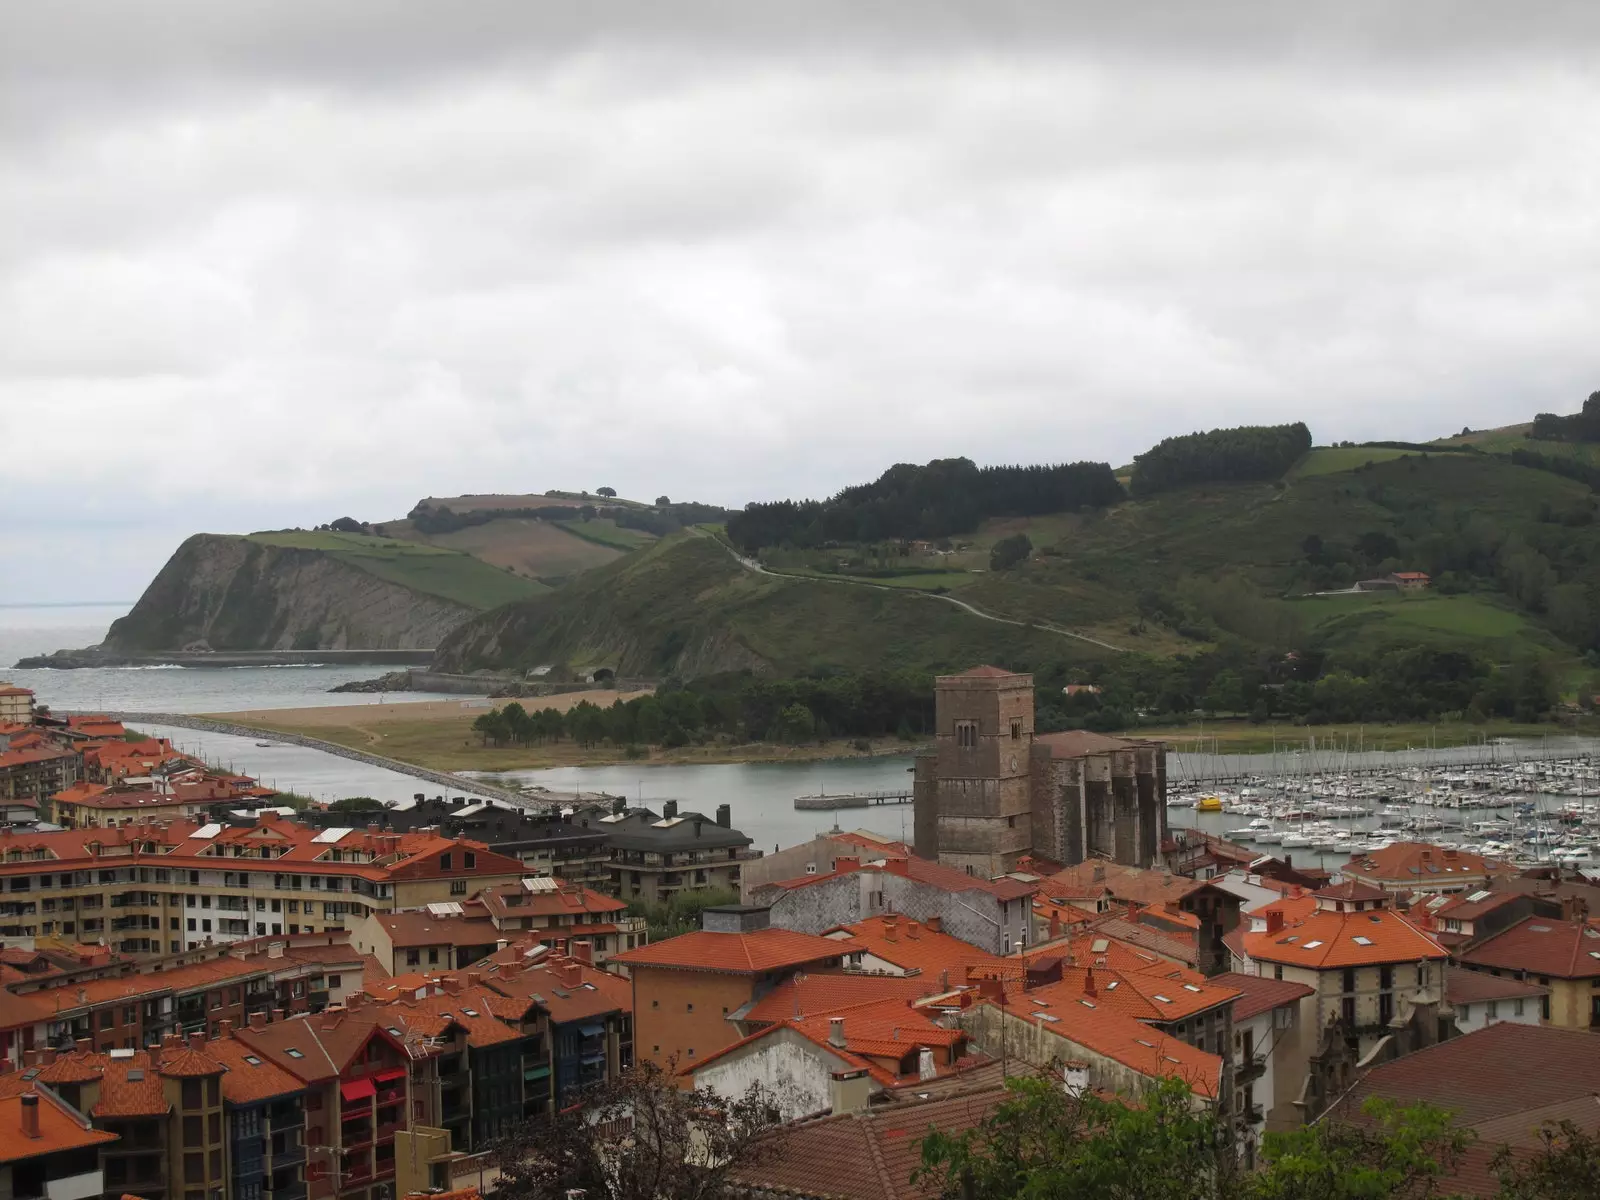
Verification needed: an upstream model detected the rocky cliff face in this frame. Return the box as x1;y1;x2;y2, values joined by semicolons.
101;535;473;652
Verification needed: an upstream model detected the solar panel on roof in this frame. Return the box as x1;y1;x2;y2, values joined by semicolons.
312;827;353;844
1090;939;1109;953
426;902;464;917
1303;940;1324;949
127;1069;144;1080
522;876;559;892
192;823;223;840
1467;890;1492;903
1352;936;1373;946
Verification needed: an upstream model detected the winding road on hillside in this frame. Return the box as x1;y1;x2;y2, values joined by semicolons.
688;527;1127;653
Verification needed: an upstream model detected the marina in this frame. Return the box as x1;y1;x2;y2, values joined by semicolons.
793;789;914;810
1167;742;1600;868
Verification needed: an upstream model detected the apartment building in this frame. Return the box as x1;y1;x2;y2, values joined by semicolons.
304;799;613;891
592;804;758;904
0;745;79;806
1455;914;1600;1029
612;905;858;1069
0;817;524;956
474;877;644;964
0;935;373;1060
1231;882;1449;1061
0;1068;112;1200
0;685;35;726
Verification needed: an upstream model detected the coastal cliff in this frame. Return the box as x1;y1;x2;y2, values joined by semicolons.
97;534;475;652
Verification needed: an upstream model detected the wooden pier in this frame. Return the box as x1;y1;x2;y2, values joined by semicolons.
794;790;914;811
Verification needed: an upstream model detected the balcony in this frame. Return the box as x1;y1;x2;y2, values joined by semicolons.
1236;1056;1267;1084
43;1172;104;1200
375;1119;401;1142
269;1142;307;1169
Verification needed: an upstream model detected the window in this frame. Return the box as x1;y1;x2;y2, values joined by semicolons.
1342;968;1356;994
955;720;978;750
1273;963;1284;981
428;949;439;965
188;918;197;932
328;974;341;988
184;1154;204;1184
1514;998;1525;1016
182;1079;203;1108
406;950;420;967
1010;719;1021;740
686;1003;694;1013
184;1115;204;1145
465;852;477;869
440;853;453;871
450;880;467;896
1487;1000;1499;1019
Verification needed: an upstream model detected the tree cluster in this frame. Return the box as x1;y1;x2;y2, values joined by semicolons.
1530;391;1600;442
469;670;936;751
989;533;1033;571
1129;423;1313;497
725;457;1124;553
1032;642;1557;732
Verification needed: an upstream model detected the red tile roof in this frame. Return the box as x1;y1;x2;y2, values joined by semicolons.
94;1052;171;1117
1443;965;1550;1006
824;914;1000;979
1456;916;1600;980
731;1088;1007;1199
744;973;946;1025
1210;972;1314;1022
1241;905;1447;970
370;911;499;948
478;952;633;1024
0;1088;117;1163
612;928;853;975
1039;861;1205;908
1344;842;1499;884
207;1035;307;1104
986;992;1224;1099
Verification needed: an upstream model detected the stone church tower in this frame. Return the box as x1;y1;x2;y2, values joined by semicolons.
913;665;1167;877
912;666;1035;876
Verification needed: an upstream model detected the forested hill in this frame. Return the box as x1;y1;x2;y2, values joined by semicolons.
725;458;1124;553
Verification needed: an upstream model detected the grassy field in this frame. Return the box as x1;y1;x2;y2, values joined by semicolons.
246;530;542;610
558;518;658;551
1436;424;1600;467
390;516;624;581
1288;446;1421;478
1288;591;1561;657
1128;719;1570;755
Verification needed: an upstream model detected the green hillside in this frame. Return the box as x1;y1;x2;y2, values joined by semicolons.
433;532;1098;678
246;530;543;610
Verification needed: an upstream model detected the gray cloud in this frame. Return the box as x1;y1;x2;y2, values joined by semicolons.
4;4;1599;601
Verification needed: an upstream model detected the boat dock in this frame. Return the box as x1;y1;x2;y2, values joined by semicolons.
794;790;914;811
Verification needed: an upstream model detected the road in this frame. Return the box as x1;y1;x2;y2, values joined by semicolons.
688;527;1127;653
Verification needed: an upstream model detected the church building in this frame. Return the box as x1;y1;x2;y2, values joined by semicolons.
911;666;1168;877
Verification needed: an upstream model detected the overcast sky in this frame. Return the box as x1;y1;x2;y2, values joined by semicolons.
4;3;1599;604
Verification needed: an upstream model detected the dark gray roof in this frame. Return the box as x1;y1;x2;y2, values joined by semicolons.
600;808;752;851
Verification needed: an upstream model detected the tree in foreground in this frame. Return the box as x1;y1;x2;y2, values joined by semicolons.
915;1075;1473;1200
490;1059;786;1200
1494;1120;1600;1200
917;1075;1237;1200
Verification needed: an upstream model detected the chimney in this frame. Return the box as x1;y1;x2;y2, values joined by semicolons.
1266;910;1285;935
828;1017;846;1048
443;977;462;995
939;969;950;992
1049;914;1061;940
662;800;678;819
1125;901;1139;923
249;1011;267;1030
466;971;482;987
1063;1060;1090;1098
907;921;920;939
75;1038;90;1054
572;940;593;966
885;922;898;944
1083;967;1096;998
368;823;380;834
829;1067;871;1115
562;963;582;988
715;804;731;829
218;1019;233;1038
20;1092;39;1139
188;1032;205;1051
22;1051;37;1069
835;856;860;874
41;1049;56;1066
1563;895;1590;923
925;915;942;934
272;1008;285;1023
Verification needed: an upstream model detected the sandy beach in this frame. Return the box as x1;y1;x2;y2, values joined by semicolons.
206;689;652;727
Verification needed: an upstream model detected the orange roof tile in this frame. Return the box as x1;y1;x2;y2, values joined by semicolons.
1344;841;1500;884
207;1035;306;1104
0;1090;118;1163
744;973;944;1025
1210;972;1314;1021
612;928;854;975
93;1052;171;1117
823;914;1001;979
1241;906;1447;969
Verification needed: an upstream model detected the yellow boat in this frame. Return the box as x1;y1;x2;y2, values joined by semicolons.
1195;796;1224;812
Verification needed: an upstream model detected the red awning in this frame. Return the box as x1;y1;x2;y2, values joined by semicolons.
374;1067;407;1084
340;1078;376;1103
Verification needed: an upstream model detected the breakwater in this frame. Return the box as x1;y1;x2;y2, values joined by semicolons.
77;710;558;808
